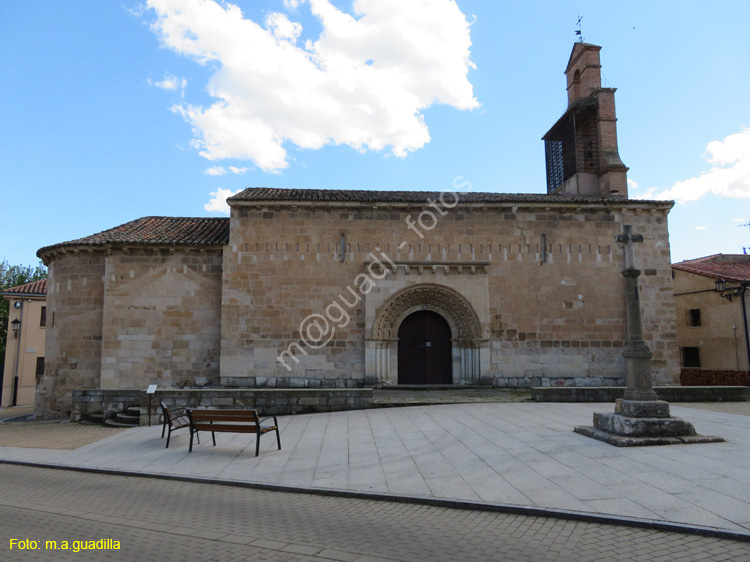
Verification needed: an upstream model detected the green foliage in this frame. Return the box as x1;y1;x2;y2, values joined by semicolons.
0;259;48;369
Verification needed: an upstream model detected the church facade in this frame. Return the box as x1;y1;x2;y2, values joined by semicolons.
35;44;680;416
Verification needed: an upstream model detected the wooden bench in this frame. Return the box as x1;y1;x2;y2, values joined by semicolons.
160;402;199;449
187;409;281;457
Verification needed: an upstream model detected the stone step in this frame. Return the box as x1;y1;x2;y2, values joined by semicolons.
385;385;478;390
113;412;140;425
80;412;106;425
104;418;139;428
126;406;144;416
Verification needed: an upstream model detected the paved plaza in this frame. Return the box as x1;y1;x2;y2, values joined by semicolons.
1;401;749;542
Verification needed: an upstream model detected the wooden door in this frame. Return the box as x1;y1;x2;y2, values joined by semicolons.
397;310;452;384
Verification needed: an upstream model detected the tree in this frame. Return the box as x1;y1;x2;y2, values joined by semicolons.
0;259;47;369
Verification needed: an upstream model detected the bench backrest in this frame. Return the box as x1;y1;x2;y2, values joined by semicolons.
161;402;190;429
189;409;260;425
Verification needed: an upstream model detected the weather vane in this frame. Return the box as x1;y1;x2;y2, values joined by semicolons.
575;16;584;42
740;220;750;254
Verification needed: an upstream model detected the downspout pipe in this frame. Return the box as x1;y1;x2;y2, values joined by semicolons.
741;285;750;372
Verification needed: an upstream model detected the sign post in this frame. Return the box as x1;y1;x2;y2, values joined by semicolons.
146;385;157;427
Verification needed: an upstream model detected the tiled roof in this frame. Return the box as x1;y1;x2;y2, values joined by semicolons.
38;217;229;257
672;254;750;283
3;279;47;296
228;187;668;205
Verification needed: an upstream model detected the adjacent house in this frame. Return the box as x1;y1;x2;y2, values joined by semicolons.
2;279;48;407
672;254;750;385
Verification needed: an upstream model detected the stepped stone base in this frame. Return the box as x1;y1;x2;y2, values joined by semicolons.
574;400;724;447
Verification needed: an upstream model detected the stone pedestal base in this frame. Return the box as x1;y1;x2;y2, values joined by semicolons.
574;400;724;447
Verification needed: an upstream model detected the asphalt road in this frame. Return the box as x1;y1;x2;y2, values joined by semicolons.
0;464;748;562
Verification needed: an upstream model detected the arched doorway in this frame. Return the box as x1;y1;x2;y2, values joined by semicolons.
397;310;452;384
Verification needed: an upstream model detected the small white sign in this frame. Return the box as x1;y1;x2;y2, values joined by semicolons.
146;385;157;394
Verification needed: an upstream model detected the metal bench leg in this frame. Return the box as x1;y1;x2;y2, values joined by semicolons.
275;426;281;451
166;427;172;449
255;432;261;457
189;428;195;452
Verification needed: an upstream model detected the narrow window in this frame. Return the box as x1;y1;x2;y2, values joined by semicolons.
681;347;701;368
686;309;701;327
35;357;45;383
40;306;47;328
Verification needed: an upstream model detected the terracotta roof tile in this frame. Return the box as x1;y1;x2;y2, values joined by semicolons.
228;187;669;205
672;254;750;283
38;217;229;257
3;279;47;296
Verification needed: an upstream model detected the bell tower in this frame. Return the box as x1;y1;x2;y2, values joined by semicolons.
543;43;629;198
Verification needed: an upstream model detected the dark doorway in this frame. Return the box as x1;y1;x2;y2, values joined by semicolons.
397;310;452;385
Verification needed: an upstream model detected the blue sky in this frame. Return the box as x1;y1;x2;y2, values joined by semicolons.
2;0;749;268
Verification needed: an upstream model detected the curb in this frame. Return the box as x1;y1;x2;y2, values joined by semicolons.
2;459;749;543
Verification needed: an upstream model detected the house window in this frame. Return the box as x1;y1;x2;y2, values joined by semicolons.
681;347;701;368
40;306;47;328
686;309;701;327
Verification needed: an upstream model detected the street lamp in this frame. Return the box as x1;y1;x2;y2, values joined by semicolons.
10;318;21;338
715;278;743;301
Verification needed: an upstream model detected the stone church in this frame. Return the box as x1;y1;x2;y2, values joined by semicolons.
36;43;679;416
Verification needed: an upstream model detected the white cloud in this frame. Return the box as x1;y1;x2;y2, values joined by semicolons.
146;0;479;172
205;165;249;176
265;12;302;43
643;128;750;203
204;166;227;176
283;0;301;10
149;72;188;95
204;187;239;214
695;226;707;231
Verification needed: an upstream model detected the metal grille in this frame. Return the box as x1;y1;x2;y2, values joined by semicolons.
543;105;599;193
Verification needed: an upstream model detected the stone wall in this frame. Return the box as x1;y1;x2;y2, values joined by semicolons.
532;385;749;402
37;247;223;417
36;253;106;417
70;388;373;423
221;199;679;388
100;249;223;389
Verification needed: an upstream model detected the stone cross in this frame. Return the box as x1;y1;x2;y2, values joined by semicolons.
614;225;644;270
615;225;657;401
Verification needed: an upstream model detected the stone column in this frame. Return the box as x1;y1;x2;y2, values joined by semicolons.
573;225;723;446
622;267;658;401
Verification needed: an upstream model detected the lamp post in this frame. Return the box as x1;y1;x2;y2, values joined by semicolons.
10;311;23;407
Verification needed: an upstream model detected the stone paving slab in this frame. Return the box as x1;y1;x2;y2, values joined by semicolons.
1;402;749;538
